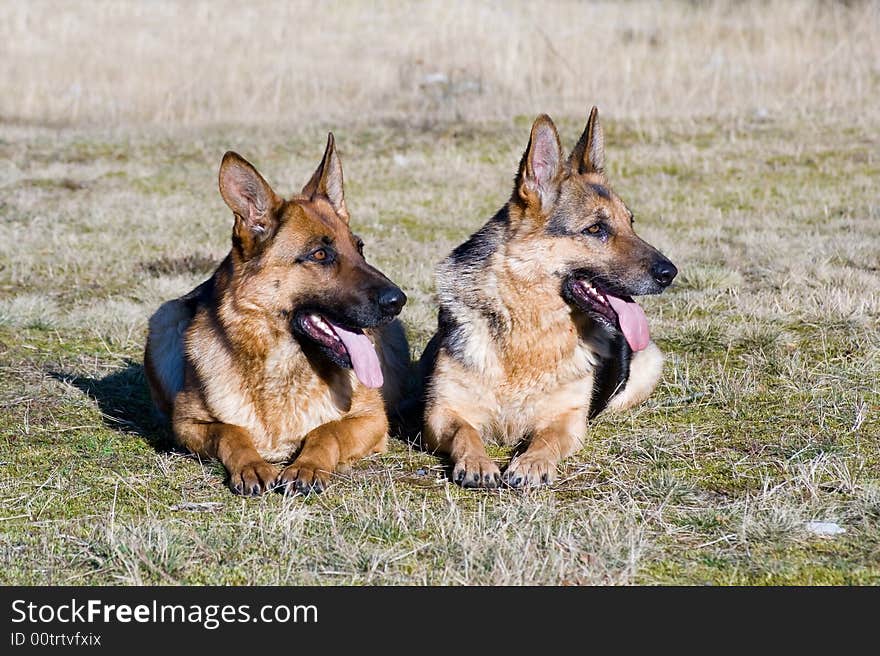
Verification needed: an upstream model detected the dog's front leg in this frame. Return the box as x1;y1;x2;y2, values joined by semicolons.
276;412;388;495
503;410;584;488
174;418;278;496
425;410;501;489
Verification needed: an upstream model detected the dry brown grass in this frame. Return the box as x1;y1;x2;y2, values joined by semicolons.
0;1;878;585
1;109;878;584
2;0;878;127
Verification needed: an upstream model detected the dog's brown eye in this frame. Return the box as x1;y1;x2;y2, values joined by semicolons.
582;222;609;239
304;245;335;264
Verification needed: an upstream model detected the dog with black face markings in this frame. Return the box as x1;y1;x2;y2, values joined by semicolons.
144;134;409;495
420;107;677;489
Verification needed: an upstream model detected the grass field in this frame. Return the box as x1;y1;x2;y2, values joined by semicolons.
1;1;879;585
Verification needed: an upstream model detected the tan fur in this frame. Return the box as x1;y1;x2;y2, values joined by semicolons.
428;267;600;447
145;135;408;495
422;108;675;488
425;232;605;488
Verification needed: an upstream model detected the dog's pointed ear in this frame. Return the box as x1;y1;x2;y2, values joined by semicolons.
516;114;563;213
569;106;605;175
219;152;282;257
301;132;349;223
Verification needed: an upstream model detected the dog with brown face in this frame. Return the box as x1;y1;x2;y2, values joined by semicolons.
144;135;409;495
420;107;677;488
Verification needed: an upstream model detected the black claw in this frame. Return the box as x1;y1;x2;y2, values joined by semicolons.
250;483;261;496
454;469;465;483
472;472;480;483
541;473;550;485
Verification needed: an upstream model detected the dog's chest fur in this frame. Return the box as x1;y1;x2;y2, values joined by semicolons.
435;254;601;443
474;309;596;439
189;315;353;462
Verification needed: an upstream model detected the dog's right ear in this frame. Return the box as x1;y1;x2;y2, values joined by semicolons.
219;152;281;257
569;106;605;175
515;114;563;213
301;132;349;223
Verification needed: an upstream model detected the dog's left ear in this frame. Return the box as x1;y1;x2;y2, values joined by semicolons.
301;132;349;223
569;105;605;175
516;114;564;213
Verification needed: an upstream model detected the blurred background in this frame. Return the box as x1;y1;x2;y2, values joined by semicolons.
3;0;878;128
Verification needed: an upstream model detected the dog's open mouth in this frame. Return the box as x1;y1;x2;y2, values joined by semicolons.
569;279;651;352
298;313;383;388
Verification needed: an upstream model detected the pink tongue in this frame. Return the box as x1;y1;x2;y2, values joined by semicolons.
606;295;650;352
327;321;384;388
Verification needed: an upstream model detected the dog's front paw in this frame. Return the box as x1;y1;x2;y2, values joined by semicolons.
503;454;556;488
229;459;278;496
275;460;331;495
452;454;501;489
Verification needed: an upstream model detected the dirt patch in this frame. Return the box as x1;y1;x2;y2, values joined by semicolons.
138;253;219;278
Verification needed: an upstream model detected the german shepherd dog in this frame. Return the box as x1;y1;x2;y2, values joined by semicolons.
144;135;409;495
420;107;677;488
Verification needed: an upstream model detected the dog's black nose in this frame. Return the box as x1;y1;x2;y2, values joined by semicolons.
378;286;407;316
651;259;678;288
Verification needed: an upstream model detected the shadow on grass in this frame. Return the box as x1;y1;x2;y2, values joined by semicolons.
49;360;175;453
